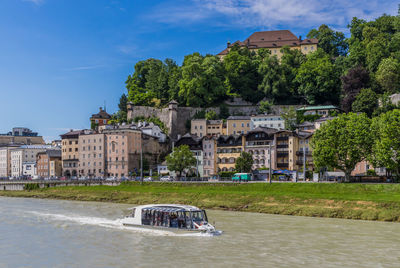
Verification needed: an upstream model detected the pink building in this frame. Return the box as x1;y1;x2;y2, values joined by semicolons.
105;130;142;178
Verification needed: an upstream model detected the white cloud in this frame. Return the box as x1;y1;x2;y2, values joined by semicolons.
148;0;398;30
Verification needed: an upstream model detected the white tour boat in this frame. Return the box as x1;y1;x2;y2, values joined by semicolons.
121;204;217;233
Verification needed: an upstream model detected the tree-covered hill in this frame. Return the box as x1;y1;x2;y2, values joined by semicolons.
115;10;400;122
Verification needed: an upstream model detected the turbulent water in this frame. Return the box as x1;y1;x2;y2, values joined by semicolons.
1;197;400;268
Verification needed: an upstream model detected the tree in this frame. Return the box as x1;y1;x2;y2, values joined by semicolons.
295;49;341;105
205;110;217;120
370;109;400;178
235;151;253;173
376;58;400;94
258;100;273;114
307;24;348;57
351;88;378;117
340;66;370;113
311;113;373;181
258;53;290;103
219;103;230;119
166;145;196;177
281;107;297;130
179;53;226;107
223;45;262;103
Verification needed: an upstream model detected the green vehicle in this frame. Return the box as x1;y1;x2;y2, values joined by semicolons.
232;173;252;181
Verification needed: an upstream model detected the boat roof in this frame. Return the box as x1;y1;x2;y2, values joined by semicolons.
130;204;202;212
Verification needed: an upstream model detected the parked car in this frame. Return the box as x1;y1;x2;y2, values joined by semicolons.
160;176;173;182
143;177;153;182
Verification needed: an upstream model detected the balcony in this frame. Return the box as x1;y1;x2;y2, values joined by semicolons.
296;160;314;165
277;163;289;168
277;136;289;141
276;144;288;149
296;151;313;156
277;152;288;157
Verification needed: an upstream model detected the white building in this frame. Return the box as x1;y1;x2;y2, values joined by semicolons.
22;162;36;178
10;145;52;178
250;114;285;130
138;122;167;142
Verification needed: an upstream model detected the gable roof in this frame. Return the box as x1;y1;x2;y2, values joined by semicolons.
91;108;111;120
218;30;318;55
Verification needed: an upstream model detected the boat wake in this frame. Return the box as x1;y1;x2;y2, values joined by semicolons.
29;211;222;237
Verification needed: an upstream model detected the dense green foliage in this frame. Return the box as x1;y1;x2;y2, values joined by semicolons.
311;113;374;180
166;145;196;177
370;109;400;177
117;11;400;117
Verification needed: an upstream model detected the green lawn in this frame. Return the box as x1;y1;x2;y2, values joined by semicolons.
2;182;400;221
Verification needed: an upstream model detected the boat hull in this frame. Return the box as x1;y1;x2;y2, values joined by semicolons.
122;223;207;233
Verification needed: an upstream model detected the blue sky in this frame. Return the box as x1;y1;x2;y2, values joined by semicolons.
0;0;397;142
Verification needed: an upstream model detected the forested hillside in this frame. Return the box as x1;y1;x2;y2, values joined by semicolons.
115;11;400;122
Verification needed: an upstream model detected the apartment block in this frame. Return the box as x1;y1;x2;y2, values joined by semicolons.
37;149;62;178
10;145;52;178
78;133;106;178
226;116;251;135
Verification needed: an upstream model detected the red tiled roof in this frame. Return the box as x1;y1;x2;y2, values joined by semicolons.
218;30;318;55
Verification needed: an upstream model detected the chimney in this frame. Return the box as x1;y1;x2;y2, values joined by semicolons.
299;35;302;41
227;41;231;48
99;107;103;112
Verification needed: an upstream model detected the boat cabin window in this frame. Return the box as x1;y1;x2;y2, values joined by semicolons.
140;208;207;229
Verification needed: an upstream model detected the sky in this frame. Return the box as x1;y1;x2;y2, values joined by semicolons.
0;0;398;142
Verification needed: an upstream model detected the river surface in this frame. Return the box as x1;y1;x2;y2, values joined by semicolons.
1;197;400;268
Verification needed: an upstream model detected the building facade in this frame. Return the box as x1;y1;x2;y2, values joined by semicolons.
226;116;251;135
175;134;204;177
78;133;106;178
250;114;284;130
297;105;339;117
10;145;52;178
245;127;276;170
218;30;318;59
0;145;20;177
202;136;217;177
105;129;142;178
36;149;62;178
90;107;111;128
216;135;244;172
61;130;88;177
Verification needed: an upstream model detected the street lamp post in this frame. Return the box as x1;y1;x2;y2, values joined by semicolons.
269;141;272;184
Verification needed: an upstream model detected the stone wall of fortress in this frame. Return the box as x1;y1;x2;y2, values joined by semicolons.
127;102;302;139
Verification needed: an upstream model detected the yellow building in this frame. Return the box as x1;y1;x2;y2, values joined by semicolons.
191;119;225;138
226;116;251;135
216;135;244;173
60;130;90;177
218;30;318;59
292;131;314;172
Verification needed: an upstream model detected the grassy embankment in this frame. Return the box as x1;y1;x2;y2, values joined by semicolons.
2;182;400;221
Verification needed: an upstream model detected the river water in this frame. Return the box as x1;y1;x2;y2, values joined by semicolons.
1;197;400;268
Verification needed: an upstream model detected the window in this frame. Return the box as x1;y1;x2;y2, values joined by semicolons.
241;123;244;127
103;120;106;124
311;46;314;50
233;123;236;128
195;126;197;130
200;126;202;129
304;46;308;50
